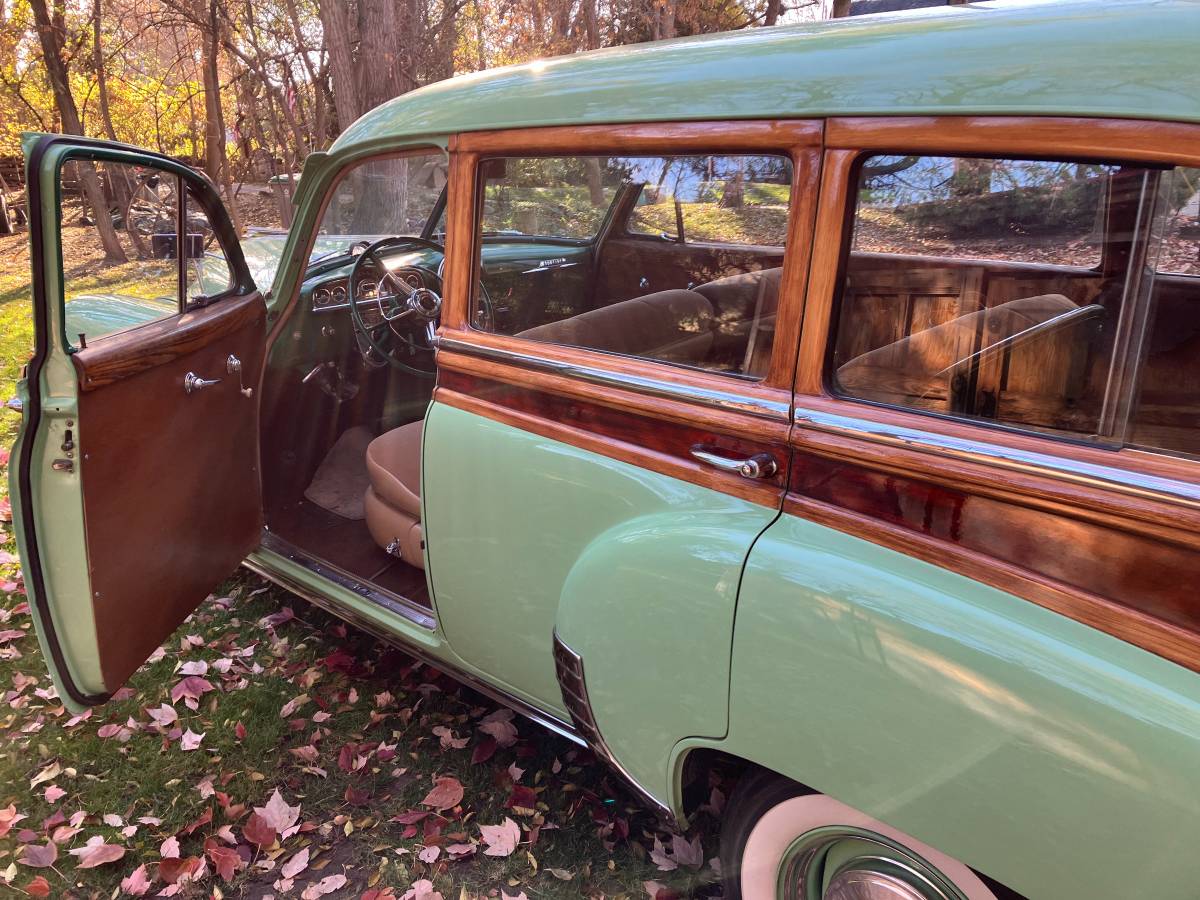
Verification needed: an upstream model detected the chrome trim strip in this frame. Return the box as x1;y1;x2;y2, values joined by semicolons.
244;551;584;748
793;406;1200;510
552;632;675;822
259;531;437;630
438;335;790;422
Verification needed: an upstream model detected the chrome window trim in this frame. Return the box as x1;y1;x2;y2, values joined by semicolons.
437;335;790;422
793;406;1200;511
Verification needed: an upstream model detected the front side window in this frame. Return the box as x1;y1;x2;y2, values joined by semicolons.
60;159;231;347
473;153;793;379
831;153;1200;459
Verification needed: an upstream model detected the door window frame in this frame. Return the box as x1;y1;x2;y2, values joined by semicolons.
51;144;250;353
788;115;1200;673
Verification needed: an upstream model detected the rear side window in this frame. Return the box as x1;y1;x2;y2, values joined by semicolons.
472;153;793;379
831;154;1200;459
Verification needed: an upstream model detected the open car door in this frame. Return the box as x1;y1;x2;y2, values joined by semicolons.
11;134;266;710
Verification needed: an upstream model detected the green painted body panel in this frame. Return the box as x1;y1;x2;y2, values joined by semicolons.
331;0;1200;157
421;403;777;796
705;511;1200;899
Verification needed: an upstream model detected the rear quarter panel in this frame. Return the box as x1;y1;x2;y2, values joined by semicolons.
715;511;1200;899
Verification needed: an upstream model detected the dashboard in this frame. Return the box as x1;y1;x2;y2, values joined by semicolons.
310;266;433;314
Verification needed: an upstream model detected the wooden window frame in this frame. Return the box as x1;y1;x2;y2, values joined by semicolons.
789;116;1200;672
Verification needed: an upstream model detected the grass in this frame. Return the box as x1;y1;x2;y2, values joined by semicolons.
0;229;727;898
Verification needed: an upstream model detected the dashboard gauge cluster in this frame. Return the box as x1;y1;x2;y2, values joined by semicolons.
310;267;430;314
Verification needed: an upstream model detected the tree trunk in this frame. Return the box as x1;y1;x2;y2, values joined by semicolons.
830;0;852;17
765;0;782;25
319;0;362;131
31;0;127;263
92;0;118;140
357;0;409;112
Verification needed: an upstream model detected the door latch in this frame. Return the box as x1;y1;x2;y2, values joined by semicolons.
689;445;778;480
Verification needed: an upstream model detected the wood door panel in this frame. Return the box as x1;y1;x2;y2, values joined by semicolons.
77;293;266;689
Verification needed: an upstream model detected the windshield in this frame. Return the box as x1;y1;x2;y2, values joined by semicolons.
307;152;449;267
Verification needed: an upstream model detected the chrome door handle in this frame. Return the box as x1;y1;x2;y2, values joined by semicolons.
183;372;221;394
689;446;778;480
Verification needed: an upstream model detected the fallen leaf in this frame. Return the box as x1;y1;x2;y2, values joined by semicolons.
170;676;214;707
417;844;441;863
478;708;518;747
17;842;57;868
205;839;242;882
242;812;277;848
671;834;703;870
421;776;464;811
69;835;126;868
180;728;205;751
281;846;309;879
432;726;468;750
401;879;443;900
178;660;208;676
158;855;204;884
42;785;65;804
650;837;678;872
301;873;348;898
29;762;60;789
480;817;521;857
146;704;178;728
160;836;180;859
255;789;301;837
120;863;153;896
23;875;51;898
0;804;26;837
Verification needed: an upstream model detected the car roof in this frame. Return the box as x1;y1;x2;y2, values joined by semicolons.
330;0;1200;155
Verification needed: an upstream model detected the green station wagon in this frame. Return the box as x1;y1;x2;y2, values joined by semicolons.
11;1;1200;897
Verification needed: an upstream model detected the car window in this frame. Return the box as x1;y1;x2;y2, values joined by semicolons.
831;153;1200;459
473;153;793;379
310;152;448;267
626;155;791;246
60;160;183;347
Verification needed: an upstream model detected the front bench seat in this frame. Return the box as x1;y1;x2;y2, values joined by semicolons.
518;288;715;365
364;420;425;568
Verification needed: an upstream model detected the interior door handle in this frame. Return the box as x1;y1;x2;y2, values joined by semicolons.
183;372;221;394
689;445;778;480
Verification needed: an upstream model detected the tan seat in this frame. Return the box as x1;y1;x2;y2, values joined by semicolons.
518;289;715;365
694;267;783;374
364;420;425;568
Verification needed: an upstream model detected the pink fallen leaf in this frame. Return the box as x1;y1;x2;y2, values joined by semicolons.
478;708;518;747
421;776;464;811
432;726;468;750
160;835;180;859
672;833;703;869
401;879;443;900
43;785;65;804
650;837;678;871
205;839;242;882
158;855;204;885
0;803;26;837
69;835;126;868
121;863;153;896
279;693;309;718
261;607;295;628
180;728;205;751
18;841;57;868
480;816;521;857
178;660;208;676
23;876;51;898
102;813;124;827
301;874;348;899
418;844;441;863
501;892;529;900
445;842;476;859
146;704;178;728
255;789;301;837
281;846;310;879
170;676;214;707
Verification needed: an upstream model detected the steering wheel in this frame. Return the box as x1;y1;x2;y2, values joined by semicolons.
347;236;446;376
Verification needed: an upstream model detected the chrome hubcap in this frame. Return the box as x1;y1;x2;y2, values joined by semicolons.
777;828;965;900
825;870;928;900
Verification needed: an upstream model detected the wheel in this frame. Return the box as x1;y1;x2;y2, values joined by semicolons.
720;771;998;900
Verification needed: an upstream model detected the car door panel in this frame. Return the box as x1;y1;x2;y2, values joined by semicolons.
423;356;790;804
14;134;264;706
596;236;784;304
73;295;264;690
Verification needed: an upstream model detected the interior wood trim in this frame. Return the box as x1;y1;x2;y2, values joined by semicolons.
439;150;478;331
435;377;786;509
437;343;791;446
826;117;1200;167
454;120;823;155
73;292;264;391
783;490;1200;674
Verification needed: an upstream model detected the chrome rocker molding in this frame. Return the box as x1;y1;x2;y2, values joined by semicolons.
794;406;1200;511
245;537;584;748
437;335;790;422
553;631;675;822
